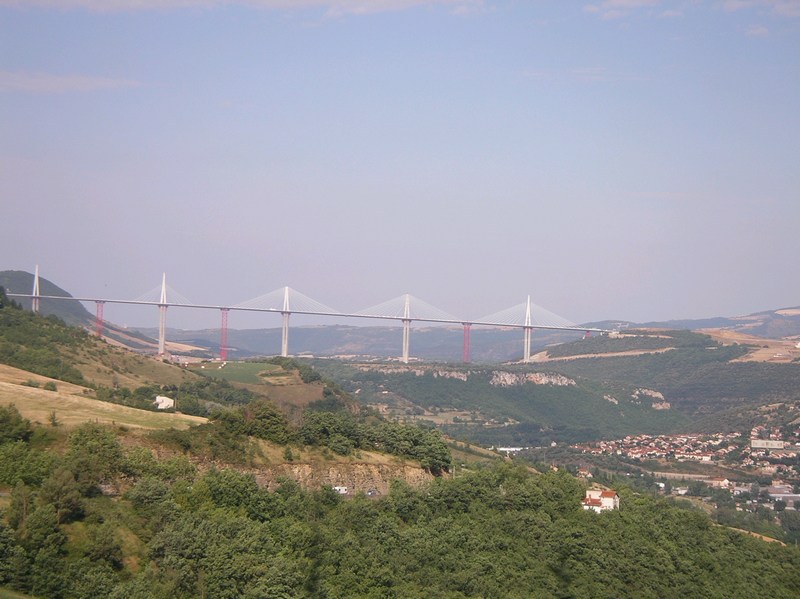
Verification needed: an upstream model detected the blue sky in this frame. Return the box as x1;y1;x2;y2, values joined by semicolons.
2;0;799;329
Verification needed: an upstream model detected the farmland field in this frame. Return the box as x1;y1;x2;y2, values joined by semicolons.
189;361;285;385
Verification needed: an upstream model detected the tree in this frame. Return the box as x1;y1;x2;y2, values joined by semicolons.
242;400;293;444
327;433;355;456
66;558;118;599
18;504;63;554
779;510;800;544
65;423;124;494
0;520;18;584
30;534;68;599
0;441;56;487
202;468;262;516
38;467;85;523
126;476;171;511
8;482;34;531
0;404;33;444
85;523;124;570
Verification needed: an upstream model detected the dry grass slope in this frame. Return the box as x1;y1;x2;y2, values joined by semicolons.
69;337;201;388
0;365;205;431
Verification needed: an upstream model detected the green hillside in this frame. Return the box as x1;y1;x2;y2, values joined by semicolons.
1;411;798;598
0;271;93;328
313;361;689;446
543;335;800;428
0;285;198;393
312;328;800;445
543;329;713;358
0;285;451;466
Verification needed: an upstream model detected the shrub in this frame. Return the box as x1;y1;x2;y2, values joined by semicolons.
66;423;124;494
0;404;33;444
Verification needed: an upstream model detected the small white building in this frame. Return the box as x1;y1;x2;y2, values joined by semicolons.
496;447;525;454
582;489;619;513
154;395;175;410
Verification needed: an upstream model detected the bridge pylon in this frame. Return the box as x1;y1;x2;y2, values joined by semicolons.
158;273;168;356
401;294;411;364
462;323;472;363
523;295;532;363
31;265;40;313
219;308;229;361
95;301;105;337
281;286;290;357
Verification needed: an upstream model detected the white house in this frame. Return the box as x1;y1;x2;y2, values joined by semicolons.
582;489;619;513
154;395;175;410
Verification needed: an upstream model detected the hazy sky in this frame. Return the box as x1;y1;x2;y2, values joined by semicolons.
2;0;799;329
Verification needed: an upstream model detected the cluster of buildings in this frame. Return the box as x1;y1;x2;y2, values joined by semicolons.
572;432;744;462
740;426;799;476
573;428;800;478
571;426;800;510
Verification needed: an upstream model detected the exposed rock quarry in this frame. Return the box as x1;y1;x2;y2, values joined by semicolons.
253;462;435;495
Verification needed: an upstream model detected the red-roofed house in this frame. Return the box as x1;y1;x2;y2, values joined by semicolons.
582;489;620;513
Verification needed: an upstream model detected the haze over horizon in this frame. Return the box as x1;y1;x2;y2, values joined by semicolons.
2;1;798;329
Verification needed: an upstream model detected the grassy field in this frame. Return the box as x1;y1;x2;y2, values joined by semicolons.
189;361;283;385
188;361;326;420
0;381;206;430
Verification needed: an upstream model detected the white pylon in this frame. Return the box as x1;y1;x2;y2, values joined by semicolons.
523;295;532;363
31;265;40;313
281;286;290;357
401;293;411;364
158;273;168;356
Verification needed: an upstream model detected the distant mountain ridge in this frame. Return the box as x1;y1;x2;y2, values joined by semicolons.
640;308;800;338
585;307;800;340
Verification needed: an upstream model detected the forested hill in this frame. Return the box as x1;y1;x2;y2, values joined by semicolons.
540;330;800;432
313;329;800;446
0;270;93;327
1;404;799;598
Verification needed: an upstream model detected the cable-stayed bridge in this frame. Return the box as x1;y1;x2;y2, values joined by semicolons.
8;267;611;364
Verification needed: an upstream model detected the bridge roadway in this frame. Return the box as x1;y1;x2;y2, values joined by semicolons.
8;292;610;364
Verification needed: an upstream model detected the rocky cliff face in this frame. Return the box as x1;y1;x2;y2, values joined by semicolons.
489;371;576;387
355;364;576;387
355;365;472;380
632;387;670;410
253;462;435;495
